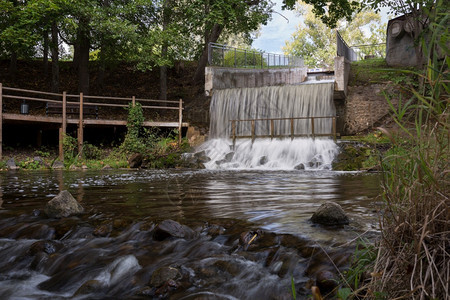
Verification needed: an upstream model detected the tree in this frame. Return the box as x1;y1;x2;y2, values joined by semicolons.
190;0;274;83
283;2;385;68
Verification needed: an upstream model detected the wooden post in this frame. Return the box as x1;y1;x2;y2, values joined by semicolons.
251;120;255;143
311;117;315;139
132;96;135;107
270;119;274;139
77;92;84;155
178;99;183;145
332;117;337;142
231;120;236;148
59;91;67;161
290;118;294;140
0;83;2;160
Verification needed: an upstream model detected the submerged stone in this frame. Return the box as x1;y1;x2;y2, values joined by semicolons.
52;160;64;170
153;219;195;240
150;266;181;288
311;202;349;225
45;190;84;218
6;158;18;170
294;163;305;170
259;156;268;165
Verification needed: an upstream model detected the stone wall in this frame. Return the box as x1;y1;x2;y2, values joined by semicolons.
342;84;397;135
205;66;307;96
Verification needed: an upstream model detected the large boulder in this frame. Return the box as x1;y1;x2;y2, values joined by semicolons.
153;219;195;241
45;190;84;218
311;202;349;225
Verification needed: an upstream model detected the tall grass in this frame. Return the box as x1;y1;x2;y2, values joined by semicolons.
367;3;449;298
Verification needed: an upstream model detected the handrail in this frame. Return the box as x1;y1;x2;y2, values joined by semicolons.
229;116;338;146
208;42;304;69
350;43;386;61
336;31;357;61
0;83;185;159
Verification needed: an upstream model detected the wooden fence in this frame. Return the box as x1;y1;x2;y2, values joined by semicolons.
0;83;185;160
230;116;338;145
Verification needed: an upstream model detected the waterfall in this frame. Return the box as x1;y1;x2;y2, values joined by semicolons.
200;82;339;170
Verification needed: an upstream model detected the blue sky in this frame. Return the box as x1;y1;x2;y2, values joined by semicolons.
252;0;391;54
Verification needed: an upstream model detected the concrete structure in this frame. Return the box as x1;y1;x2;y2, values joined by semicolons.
205;66;307;96
334;56;351;100
386;15;417;67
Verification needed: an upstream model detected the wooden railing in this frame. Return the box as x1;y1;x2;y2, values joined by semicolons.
229;116;338;145
0;83;184;160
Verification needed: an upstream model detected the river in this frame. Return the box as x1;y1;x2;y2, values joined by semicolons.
0;169;381;299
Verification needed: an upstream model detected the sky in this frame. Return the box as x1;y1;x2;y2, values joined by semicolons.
252;0;391;54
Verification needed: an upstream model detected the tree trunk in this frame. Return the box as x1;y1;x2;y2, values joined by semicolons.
73;43;80;72
51;23;60;93
43;30;49;76
77;32;90;94
193;23;223;83
9;52;17;81
160;65;167;100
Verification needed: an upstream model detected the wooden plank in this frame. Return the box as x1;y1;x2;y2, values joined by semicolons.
3;86;62;97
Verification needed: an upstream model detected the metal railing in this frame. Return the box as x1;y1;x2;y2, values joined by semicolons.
336;31;357;61
229;116;338;146
208;42;304;69
350;43;386;61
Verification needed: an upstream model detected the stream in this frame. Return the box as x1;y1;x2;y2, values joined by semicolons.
0;169;381;299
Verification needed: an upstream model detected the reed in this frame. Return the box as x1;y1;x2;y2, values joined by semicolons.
366;4;449;298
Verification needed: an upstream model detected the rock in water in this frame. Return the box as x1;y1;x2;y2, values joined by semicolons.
6;158;18;170
128;153;143;168
311;202;349;225
153;219;195;240
45;190;84;218
150;266;181;287
52;160;64;170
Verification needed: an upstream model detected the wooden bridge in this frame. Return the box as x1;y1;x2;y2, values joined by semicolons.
0;83;189;160
230;116;338;145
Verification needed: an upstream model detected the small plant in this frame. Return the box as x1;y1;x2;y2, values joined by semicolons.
34;149;50;158
18;158;41;170
83;143;103;160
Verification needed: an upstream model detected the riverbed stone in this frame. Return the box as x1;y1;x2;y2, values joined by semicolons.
150;266;181;287
153;219;195;240
74;280;103;296
259;156;268;165
6;158;19;170
128;153;143;168
316;270;338;293
294;163;305;170
311;202;349;225
45;190;84;218
52;160;64;170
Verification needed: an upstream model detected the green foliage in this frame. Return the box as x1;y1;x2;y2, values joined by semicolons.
350;58;417;86
223;48;267;68
337;238;377;299
283;3;385;68
82;143;102;160
34;149;50;158
119;102;156;155
18;158;41;170
62;133;78;161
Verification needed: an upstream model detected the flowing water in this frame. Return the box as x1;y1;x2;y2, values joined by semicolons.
0;169;381;299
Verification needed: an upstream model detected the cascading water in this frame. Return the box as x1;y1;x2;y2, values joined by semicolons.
200;82;339;170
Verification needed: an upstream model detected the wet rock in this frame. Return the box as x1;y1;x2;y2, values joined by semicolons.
207;225;226;236
45;190;84;218
128;153;143;168
150;266;181;288
74;280;103;296
93;224;112;237
6;158;19;170
28;240;61;255
153;219;195;241
69;165;80;170
259;156;268;165
81;164;88;170
316;270;337;293
311;202;349;225
224;152;234;162
294;163;305;170
102;164;113;170
52;160;64;170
